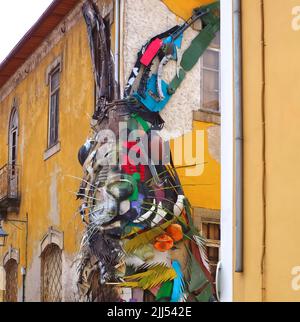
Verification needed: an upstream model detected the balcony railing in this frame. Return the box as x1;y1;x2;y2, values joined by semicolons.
0;164;21;211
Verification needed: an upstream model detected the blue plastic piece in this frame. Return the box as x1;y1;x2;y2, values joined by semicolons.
171;260;184;302
133;74;172;112
163;34;183;49
163;34;183;60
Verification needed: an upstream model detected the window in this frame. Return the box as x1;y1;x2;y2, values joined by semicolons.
194;208;220;280
48;67;60;148
5;259;18;302
201;31;220;113
9;107;18;172
41;243;62;302
202;220;220;278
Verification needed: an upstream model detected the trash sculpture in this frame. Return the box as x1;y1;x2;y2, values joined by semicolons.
76;0;220;302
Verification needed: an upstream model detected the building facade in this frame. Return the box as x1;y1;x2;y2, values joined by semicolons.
230;0;300;302
0;0;220;302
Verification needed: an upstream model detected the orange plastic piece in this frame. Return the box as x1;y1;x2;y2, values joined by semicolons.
154;234;174;252
166;224;183;242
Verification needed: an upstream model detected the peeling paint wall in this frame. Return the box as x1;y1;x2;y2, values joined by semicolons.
48;167;61;226
62;253;78;302
25;250;41;302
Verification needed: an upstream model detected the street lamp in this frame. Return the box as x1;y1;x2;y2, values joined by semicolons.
0;222;8;247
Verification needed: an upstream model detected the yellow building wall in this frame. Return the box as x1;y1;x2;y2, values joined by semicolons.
172;121;220;210
0;17;94;299
234;0;300;302
163;0;215;20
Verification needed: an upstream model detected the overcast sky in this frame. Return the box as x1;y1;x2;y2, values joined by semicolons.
0;0;53;63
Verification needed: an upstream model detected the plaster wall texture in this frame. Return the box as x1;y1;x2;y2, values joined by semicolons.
123;0;201;139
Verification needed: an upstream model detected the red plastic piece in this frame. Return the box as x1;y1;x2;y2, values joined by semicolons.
140;38;163;66
121;141;145;181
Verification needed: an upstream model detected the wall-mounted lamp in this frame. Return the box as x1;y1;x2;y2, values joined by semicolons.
0;215;28;248
0;222;8;247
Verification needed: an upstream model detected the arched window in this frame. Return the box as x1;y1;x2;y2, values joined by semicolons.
4;259;18;302
41;244;62;302
8;105;19;181
6;104;19;200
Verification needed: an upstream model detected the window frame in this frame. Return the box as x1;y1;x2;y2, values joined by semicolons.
41;243;63;302
8;102;19;178
200;32;221;115
194;208;221;280
4;258;18;302
8;109;18;164
47;66;60;149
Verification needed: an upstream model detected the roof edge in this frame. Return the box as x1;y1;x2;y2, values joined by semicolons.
0;0;61;70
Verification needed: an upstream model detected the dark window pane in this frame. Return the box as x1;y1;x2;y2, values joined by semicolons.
12;147;16;161
49;91;59;147
50;70;60;92
12;132;16;146
54;91;59;143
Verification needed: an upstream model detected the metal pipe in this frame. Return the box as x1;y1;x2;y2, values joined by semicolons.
118;0;125;98
23;213;28;302
114;0;120;97
233;0;243;273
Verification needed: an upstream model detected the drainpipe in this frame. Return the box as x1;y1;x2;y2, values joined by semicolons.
119;0;125;98
114;0;120;98
22;213;28;302
233;0;243;273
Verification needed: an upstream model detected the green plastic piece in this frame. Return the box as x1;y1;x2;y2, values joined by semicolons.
131;114;150;132
128;117;139;131
132;172;141;182
168;69;186;95
195;283;213;302
156;281;173;302
188;254;208;294
181;23;220;72
129;172;141;201
168;6;220;94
